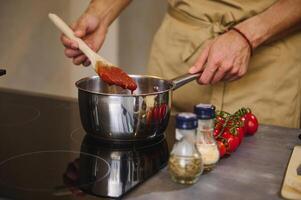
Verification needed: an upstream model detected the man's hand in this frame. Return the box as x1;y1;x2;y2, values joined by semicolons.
189;30;251;84
60;13;107;66
190;0;301;85
60;0;132;66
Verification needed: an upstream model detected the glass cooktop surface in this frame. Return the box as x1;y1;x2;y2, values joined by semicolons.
0;89;172;200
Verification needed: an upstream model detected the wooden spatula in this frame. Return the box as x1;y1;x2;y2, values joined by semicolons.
48;13;137;91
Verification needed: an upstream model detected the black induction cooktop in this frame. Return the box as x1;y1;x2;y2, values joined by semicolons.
0;89;174;200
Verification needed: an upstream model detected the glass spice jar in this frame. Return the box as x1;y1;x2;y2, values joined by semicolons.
168;113;204;184
194;104;220;172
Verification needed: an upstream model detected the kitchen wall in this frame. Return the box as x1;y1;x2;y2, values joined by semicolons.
119;0;167;74
0;0;166;98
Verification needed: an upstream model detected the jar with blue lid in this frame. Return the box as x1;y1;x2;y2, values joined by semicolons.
168;113;204;184
194;104;220;171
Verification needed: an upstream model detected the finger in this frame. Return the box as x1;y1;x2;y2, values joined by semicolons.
60;35;78;49
222;72;233;82
222;60;247;82
70;23;76;30
189;44;211;74
238;65;248;78
222;70;241;82
74;18;88;38
211;67;227;84
64;49;83;58
211;61;233;84
222;73;237;82
228;76;240;82
83;59;91;66
73;54;87;65
84;26;107;52
198;60;219;84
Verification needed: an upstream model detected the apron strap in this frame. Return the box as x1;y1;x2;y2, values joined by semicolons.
167;4;210;27
167;4;232;35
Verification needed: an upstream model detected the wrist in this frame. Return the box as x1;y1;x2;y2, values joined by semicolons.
86;0;108;21
229;27;253;56
235;15;270;49
86;0;131;27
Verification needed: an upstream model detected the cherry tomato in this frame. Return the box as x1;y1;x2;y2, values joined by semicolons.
226;120;235;127
216;115;225;124
239;115;247;133
215;116;225;129
216;140;226;158
215;123;222;132
236;126;245;144
213;128;220;139
244;113;258;135
222;132;240;153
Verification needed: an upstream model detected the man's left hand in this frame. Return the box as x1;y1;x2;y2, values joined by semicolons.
189;30;252;84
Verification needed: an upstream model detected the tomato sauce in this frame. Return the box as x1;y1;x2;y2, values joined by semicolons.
97;62;137;93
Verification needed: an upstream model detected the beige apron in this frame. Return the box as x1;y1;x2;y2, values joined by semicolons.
148;0;301;128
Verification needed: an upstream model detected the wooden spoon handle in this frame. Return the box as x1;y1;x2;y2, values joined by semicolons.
48;13;111;68
48;13;95;63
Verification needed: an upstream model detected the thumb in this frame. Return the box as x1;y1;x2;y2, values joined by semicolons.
74;20;88;38
73;15;99;38
189;42;211;74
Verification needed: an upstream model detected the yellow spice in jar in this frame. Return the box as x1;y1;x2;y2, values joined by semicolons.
168;154;203;184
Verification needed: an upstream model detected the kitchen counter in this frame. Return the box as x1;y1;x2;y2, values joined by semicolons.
126;122;301;200
0;89;300;200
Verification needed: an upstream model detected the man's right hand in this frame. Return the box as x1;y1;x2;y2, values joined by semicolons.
60;13;107;66
60;0;132;66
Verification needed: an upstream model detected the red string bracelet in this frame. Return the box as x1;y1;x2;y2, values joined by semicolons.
230;27;253;56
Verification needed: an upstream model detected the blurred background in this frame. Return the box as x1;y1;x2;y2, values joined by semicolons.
0;0;167;98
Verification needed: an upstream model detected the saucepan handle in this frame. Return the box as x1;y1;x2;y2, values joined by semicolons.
0;69;6;76
171;72;201;91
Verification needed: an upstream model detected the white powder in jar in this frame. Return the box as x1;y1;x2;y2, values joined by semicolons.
196;144;220;165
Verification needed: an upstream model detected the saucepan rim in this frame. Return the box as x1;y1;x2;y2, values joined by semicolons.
75;75;174;97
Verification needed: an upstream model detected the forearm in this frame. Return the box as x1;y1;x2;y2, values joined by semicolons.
85;0;132;26
236;0;301;48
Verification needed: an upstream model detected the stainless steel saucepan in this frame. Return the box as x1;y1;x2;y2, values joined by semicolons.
76;73;201;142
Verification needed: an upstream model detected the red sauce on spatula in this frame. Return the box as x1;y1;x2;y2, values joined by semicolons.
97;62;137;93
